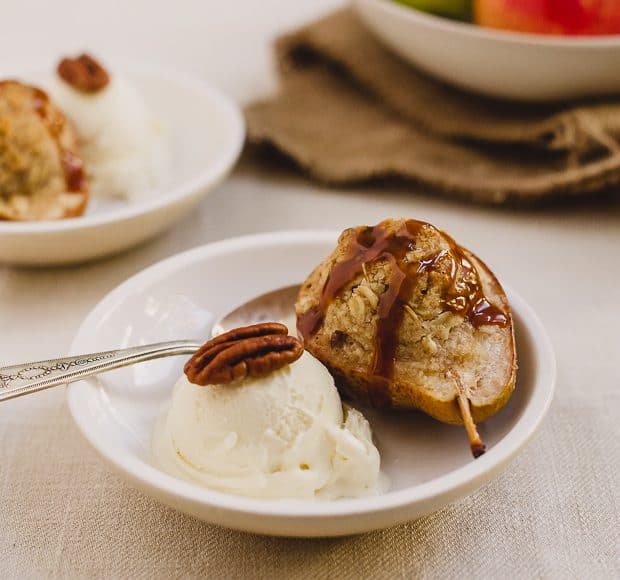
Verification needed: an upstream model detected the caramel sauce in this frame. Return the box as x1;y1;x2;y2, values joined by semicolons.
0;81;90;194
441;234;508;329
297;220;508;405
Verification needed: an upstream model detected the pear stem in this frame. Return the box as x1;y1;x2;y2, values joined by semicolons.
457;392;486;458
449;372;486;458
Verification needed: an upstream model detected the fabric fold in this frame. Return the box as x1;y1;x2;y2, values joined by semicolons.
246;9;620;204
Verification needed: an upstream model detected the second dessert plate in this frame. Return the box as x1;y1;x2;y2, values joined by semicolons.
67;231;555;537
0;64;244;266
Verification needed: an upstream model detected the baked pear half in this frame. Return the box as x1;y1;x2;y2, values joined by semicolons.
296;218;517;457
0;80;88;221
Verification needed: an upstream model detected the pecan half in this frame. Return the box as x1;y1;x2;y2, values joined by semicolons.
57;54;110;93
184;322;304;386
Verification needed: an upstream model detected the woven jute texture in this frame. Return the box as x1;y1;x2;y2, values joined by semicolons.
246;9;620;204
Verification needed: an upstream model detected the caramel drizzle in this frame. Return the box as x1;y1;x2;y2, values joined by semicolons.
30;86;87;194
297;220;507;399
442;233;508;328
0;81;87;194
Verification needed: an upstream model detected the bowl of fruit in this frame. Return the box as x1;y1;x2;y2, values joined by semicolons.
352;0;620;101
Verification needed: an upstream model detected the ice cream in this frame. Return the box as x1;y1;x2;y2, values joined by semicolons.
49;54;169;200
153;350;383;500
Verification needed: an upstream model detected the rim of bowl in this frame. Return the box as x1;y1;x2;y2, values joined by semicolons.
356;0;620;48
67;230;556;520
0;63;245;234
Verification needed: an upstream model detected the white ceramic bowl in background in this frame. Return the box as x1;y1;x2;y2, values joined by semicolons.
67;231;555;537
353;0;620;101
0;66;244;266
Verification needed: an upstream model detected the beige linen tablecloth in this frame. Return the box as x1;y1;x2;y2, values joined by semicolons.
2;389;617;578
1;0;619;575
1;160;619;578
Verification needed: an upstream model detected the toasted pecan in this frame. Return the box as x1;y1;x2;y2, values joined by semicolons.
57;54;110;93
184;322;304;386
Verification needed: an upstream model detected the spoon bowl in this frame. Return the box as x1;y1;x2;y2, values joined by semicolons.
212;285;299;335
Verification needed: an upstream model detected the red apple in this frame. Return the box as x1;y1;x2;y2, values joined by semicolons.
474;0;620;35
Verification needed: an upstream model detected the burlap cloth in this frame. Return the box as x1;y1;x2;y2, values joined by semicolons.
246;9;620;204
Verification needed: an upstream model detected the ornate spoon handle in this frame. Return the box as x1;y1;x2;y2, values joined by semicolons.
0;340;202;403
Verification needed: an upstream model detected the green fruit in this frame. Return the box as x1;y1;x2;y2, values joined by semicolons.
394;0;472;20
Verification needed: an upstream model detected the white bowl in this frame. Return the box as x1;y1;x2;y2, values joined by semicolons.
67;231;555;537
0;66;244;266
353;0;620;101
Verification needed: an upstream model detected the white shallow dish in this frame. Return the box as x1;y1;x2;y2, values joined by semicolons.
353;0;620;101
0;65;244;266
67;231;555;537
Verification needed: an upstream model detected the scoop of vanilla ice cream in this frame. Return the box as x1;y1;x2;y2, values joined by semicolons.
49;74;168;200
153;351;382;499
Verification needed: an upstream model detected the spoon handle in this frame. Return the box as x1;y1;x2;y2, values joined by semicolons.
0;340;201;403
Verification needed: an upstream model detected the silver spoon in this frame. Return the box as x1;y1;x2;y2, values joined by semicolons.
0;285;299;403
